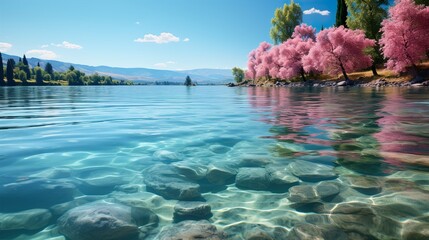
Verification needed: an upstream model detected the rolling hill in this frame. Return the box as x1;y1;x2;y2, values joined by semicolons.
1;53;233;84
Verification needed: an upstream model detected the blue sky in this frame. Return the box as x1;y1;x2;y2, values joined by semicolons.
0;0;337;70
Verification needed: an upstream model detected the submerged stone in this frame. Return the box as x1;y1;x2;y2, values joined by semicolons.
235;168;269;190
57;202;158;240
206;164;237;185
143;164;202;200
288;185;318;203
288;182;340;204
156;220;226;240
287;223;325;240
0;178;76;212
73;166;134;195
173;201;212;222
288;160;337;182
403;222;429;240
343;175;382;195
0;209;52;231
172;162;207;181
153;150;183;162
266;167;300;191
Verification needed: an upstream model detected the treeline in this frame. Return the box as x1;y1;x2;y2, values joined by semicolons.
0;53;133;86
233;0;429;84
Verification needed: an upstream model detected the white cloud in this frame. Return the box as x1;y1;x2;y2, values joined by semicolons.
0;42;12;52
183;38;190;42
134;32;180;44
41;44;49;48
52;41;82;49
153;61;176;68
303;8;330;16
26;49;57;59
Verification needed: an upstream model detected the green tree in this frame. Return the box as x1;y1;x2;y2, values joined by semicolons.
18;70;27;85
69;65;75;71
35;67;44;85
232;67;245;83
0;52;5;86
346;0;388;76
415;0;429;5
270;0;303;44
44;62;54;77
22;54;28;66
336;0;348;27
6;59;15;86
184;75;193;86
44;74;51;82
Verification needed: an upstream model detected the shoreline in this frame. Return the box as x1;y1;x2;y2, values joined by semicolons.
228;77;429;88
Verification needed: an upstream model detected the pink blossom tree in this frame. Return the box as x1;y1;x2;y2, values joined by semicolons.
380;0;429;74
245;42;271;80
303;26;375;83
277;24;316;81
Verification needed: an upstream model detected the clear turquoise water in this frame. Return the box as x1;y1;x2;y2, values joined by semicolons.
1;86;429;239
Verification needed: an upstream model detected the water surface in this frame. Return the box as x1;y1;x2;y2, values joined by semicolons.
1;86;429;239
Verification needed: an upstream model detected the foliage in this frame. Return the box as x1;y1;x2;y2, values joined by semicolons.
6;59;15;86
232;67;244;83
302;26;375;81
44;63;54;77
245;42;271;80
277;24;316;81
245;25;317;82
270;0;302;44
346;0;388;75
35;67;44;85
380;0;429;73
0;52;4;86
22;54;28;66
415;0;429;5
336;0;348;27
18;70;27;84
184;75;193;86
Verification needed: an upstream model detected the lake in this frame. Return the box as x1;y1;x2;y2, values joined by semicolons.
1;86;429;239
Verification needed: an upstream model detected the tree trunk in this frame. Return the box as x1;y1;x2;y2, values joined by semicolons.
371;63;379;76
340;62;350;84
300;68;307;82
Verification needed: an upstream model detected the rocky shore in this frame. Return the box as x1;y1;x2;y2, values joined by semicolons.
227;77;429;88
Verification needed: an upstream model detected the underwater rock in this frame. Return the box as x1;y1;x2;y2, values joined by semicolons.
156;220;226;240
143;164;202;200
287;223;359;240
0;209;52;231
73;166;134;195
172;162;207;181
402;222;429;240
206;163;237;185
288;160;337;182
288;185;318;203
288;182;340;204
224;222;288;240
237;155;271;168
57;202;158;240
343;175;382;195
287;223;325;240
0;178;76;212
173;201;212;222
235;168;269;190
209;144;231;154
266;167;300;191
329;202;401;239
153;150;183;162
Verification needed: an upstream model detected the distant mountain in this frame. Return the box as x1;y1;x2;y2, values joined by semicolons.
1;53;233;84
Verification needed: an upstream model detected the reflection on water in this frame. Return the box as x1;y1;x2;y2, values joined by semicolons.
0;86;429;240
